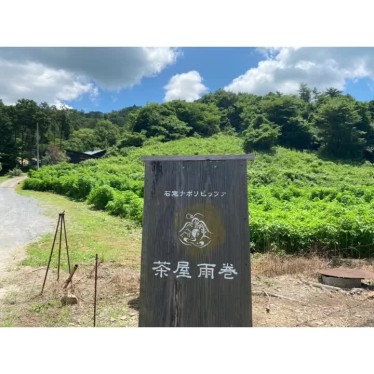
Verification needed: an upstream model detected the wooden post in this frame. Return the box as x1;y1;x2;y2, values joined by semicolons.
94;254;98;327
62;214;71;274
57;213;63;281
139;155;254;327
40;213;61;295
63;264;78;289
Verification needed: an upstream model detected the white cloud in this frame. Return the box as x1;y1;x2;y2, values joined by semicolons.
164;70;208;102
0;47;179;105
224;47;374;95
0;58;94;106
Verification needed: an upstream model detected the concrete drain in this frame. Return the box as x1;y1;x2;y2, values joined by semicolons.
318;268;374;288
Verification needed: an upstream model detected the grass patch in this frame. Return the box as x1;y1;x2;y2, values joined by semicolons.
17;184;142;271
251;252;329;278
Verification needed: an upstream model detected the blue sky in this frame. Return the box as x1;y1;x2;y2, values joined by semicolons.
67;48;262;112
1;47;374;113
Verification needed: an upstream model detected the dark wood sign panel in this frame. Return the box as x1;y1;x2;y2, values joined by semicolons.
139;155;253;327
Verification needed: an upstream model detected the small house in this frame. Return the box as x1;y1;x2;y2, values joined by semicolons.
66;149;106;164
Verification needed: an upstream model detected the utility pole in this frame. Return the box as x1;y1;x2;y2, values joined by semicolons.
36;121;40;169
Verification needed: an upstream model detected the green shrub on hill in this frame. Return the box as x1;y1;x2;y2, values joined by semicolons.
24;134;374;257
88;185;116;210
105;190;144;223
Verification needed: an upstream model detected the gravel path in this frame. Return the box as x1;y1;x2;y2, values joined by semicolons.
0;177;54;301
0;177;54;254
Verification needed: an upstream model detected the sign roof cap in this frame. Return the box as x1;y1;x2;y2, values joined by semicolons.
142;154;254;162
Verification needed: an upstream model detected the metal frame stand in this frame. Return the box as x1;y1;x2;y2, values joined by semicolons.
40;211;72;295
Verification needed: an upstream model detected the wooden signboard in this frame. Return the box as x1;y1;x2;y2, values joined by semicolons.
139;155;254;327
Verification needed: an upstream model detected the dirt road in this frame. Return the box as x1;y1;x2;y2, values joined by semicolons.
0;177;53;273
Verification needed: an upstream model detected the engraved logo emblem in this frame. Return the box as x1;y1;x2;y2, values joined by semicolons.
179;213;212;248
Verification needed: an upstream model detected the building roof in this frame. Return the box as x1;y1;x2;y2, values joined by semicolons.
83;150;106;156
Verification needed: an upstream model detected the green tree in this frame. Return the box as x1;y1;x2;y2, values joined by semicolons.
298;83;312;103
56;107;72;147
117;132;146;148
94;120;120;148
324;87;343;98
132;103;192;140
259;94;312;149
170;101;221;136
65;109;92;132
66;128;98;152
313;96;369;159
233;93;262;133
107;106;141;128
280;116;314;150
198;90;241;132
0;102;17;171
133;103;166;136
14;99;40;166
42;144;68;165
242;114;280;152
367;100;374;123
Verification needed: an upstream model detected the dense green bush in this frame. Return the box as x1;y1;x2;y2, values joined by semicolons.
23;178;43;190
118;132;145;148
72;175;96;200
7;167;22;177
106;190;144;223
242;115;280;152
88;185;116;210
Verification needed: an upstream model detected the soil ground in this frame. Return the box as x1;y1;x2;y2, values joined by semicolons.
252;273;374;327
1;251;374;327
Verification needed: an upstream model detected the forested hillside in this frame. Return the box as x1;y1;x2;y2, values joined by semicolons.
1;84;374;173
3;85;374;256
